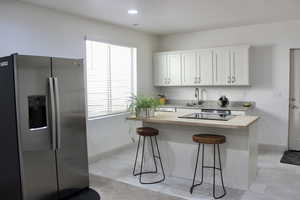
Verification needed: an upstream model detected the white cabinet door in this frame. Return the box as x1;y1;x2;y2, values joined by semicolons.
168;54;181;86
230;46;250;86
212;48;231;85
197;49;213;85
181;52;197;86
153;45;250;87
181;50;213;86
153;54;168;86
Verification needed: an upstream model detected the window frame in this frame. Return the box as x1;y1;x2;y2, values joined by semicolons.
84;37;137;120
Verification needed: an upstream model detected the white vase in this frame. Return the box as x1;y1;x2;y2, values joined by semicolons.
137;108;155;118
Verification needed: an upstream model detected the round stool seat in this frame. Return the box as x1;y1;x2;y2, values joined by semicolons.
192;134;226;144
137;127;159;137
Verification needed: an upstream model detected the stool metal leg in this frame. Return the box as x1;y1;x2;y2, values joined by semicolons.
133;136;141;176
218;144;226;194
190;143;204;194
133;136;158;177
133;136;165;184
201;144;205;185
190;143;226;199
154;136;165;182
150;137;158;173
213;144;226;199
139;136;146;184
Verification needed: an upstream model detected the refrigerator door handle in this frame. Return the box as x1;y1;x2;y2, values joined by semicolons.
49;77;57;151
53;77;61;150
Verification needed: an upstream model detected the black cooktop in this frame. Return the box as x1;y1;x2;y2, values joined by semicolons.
178;109;235;121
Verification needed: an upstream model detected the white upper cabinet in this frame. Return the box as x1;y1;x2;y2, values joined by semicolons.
153;45;250;87
181;51;197;86
197;49;213;85
229;46;250;85
154;53;181;86
212;46;250;86
181;49;213;86
153;53;168;86
212;47;231;86
167;53;182;86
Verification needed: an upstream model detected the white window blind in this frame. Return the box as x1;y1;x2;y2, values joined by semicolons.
86;40;137;118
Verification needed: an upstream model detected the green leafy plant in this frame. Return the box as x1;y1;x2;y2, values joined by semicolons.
129;95;160;114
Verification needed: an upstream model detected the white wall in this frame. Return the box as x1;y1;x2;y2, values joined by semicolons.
158;20;300;147
0;1;157;158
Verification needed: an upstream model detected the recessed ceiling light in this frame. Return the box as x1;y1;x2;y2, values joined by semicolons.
128;9;138;15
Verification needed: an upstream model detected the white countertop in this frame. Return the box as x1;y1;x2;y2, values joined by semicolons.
127;112;259;129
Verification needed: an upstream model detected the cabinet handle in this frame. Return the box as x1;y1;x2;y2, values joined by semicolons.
215;54;218;82
291;105;299;109
232;76;236;83
227;76;231;84
194;77;201;84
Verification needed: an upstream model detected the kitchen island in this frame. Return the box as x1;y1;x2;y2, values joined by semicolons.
128;112;259;190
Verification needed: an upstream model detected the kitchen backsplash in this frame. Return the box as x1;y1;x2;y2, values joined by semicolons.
159;87;252;102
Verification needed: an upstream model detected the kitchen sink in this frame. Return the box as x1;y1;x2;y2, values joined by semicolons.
186;101;204;107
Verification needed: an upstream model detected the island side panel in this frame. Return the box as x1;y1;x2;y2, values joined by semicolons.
248;122;258;186
143;122;254;190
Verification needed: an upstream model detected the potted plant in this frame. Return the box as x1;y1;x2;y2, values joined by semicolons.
129;95;160;118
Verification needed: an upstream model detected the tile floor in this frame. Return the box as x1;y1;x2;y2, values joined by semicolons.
90;175;185;200
89;144;300;200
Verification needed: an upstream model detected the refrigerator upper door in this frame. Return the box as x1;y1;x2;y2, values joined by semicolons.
52;58;89;199
15;55;58;200
16;55;55;151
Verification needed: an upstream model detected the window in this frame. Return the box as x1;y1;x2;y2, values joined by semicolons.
86;40;137;118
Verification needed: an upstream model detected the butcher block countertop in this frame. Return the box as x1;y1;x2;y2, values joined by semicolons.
127;112;259;129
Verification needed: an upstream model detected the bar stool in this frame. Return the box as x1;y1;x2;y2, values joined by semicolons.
190;134;226;199
133;127;165;184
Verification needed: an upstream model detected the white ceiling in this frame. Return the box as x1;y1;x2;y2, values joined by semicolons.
19;0;300;35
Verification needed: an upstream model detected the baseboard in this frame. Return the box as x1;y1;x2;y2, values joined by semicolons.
88;142;135;164
258;144;287;153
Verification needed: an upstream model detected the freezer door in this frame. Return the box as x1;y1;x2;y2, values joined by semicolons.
52;58;89;199
22;151;58;200
15;55;58;200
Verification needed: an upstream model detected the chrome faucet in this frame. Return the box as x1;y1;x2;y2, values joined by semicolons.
195;88;207;105
201;88;207;102
195;88;200;105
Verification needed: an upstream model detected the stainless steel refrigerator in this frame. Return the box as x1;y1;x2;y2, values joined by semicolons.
0;54;99;200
